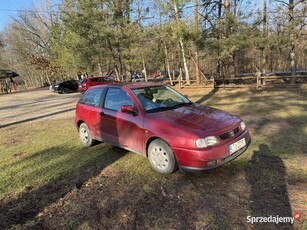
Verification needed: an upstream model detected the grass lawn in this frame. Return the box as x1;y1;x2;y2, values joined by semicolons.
0;87;306;229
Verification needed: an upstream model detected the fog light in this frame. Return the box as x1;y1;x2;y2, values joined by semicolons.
207;160;217;167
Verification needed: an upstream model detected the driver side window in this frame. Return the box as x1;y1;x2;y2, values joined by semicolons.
104;88;134;111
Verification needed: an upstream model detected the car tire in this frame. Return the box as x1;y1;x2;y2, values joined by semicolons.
148;139;178;174
79;123;97;147
62;88;69;94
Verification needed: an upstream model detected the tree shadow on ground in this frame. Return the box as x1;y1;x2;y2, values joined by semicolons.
246;144;293;229
195;88;219;104
31;162;252;229
0;108;76;129
0;145;126;229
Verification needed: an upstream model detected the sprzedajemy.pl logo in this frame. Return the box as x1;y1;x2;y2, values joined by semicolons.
247;212;302;225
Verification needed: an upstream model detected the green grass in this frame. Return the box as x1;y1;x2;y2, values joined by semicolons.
0;87;306;229
0;118;125;200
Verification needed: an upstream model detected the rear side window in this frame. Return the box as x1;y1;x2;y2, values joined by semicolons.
101;77;112;82
104;88;133;111
90;78;98;82
80;88;104;107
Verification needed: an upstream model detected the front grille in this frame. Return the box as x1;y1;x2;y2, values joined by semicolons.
220;127;239;140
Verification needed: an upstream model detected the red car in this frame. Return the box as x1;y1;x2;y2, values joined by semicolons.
78;76;118;92
75;82;251;174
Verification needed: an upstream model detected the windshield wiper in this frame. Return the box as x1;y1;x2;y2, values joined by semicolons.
173;102;193;107
146;102;192;113
146;106;176;113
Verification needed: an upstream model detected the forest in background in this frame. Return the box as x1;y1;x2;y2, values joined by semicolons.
0;0;306;87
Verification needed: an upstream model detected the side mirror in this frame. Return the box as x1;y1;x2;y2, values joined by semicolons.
121;105;137;115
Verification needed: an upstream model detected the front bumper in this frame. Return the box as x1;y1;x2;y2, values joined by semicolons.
173;130;251;171
53;88;62;93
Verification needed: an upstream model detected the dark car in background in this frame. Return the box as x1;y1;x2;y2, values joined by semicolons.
78;76;118;92
52;80;79;94
75;82;251;174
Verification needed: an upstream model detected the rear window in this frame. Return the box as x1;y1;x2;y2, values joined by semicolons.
79;88;104;107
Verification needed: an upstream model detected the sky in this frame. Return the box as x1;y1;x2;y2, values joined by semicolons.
0;0;60;32
0;0;269;32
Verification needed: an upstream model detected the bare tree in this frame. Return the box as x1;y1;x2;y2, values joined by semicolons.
195;0;201;84
173;0;191;85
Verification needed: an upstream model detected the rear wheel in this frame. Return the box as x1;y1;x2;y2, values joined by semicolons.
79;123;97;147
62;88;69;94
148;139;178;174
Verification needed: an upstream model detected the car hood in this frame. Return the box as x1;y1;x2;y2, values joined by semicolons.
150;104;240;135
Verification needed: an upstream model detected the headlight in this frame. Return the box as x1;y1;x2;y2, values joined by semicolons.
196;136;219;148
240;121;246;131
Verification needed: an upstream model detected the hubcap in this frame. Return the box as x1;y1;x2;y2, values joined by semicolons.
151;147;169;170
79;127;89;143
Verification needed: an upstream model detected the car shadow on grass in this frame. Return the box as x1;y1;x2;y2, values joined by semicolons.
246;144;293;229
0;145;127;229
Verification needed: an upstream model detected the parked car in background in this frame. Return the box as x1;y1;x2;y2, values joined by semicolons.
75;82;251;174
78;76;118;92
52;80;79;94
132;73;144;82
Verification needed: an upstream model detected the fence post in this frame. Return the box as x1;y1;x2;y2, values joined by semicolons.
256;70;261;90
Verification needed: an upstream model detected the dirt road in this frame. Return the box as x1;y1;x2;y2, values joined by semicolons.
0;88;80;129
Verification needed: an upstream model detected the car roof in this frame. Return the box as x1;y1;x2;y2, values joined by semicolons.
85;76;108;79
57;79;76;84
89;81;163;90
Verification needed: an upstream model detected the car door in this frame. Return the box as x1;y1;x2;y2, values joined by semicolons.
65;81;72;91
100;87;144;153
72;80;79;91
77;88;104;139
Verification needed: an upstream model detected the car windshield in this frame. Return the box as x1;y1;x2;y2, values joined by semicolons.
132;85;192;113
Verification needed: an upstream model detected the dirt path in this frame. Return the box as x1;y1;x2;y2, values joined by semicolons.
0;88;80;128
0;86;212;129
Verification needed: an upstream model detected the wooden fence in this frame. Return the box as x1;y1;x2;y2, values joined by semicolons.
163;74;307;90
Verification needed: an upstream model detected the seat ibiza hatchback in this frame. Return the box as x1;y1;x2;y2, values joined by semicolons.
75;82;251;174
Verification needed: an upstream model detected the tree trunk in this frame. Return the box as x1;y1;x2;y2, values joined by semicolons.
173;1;190;85
261;0;267;85
225;0;235;78
143;58;148;82
217;0;222;78
164;43;173;85
45;70;51;86
98;63;103;75
225;0;230;37
289;0;296;84
195;0;200;84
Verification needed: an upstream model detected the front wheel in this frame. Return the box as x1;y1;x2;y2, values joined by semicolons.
147;139;178;174
79;123;97;147
62;88;69;94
